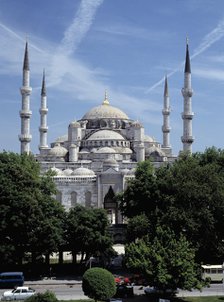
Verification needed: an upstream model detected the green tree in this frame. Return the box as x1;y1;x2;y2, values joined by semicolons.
156;148;224;262
119;160;159;220
119;148;224;263
82;267;116;302
125;226;202;292
66;206;113;263
26;291;58;302
0;152;65;265
126;214;149;242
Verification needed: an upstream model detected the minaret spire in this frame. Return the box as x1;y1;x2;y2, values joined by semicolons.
19;41;32;154
39;69;48;151
162;75;171;150
102;90;109;105
184;37;191;73
181;39;194;154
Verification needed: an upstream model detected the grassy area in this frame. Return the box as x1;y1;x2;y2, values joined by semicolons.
179;297;224;302
60;297;224;302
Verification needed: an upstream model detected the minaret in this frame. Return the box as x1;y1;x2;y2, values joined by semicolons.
181;39;194;154
39;70;48;151
19;41;32;154
162;75;171;149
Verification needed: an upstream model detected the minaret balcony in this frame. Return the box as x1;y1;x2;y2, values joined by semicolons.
181;112;194;119
181;136;194;143
18;134;32;142
20;110;32;118
162;125;171;132
39;126;48;132
162;109;171;115
20;86;32;94
181;88;193;97
39;108;48;114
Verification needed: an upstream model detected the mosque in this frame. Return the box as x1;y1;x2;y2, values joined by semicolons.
19;42;193;231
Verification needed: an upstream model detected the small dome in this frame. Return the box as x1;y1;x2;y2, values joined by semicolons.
90;148;97;153
144;135;155;143
55;134;68;143
49;167;62;175
103;158;117;165
63;168;73;176
70;121;80;127
72;167;95;176
95;147;116;153
49;143;68;157
87;130;125;141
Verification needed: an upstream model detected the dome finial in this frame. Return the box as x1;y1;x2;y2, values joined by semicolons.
102;90;110;105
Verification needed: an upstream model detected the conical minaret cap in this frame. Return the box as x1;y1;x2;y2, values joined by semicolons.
184;38;191;73
41;70;46;96
23;41;30;71
164;75;169;97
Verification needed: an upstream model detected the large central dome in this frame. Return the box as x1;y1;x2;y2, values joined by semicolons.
82;93;129;120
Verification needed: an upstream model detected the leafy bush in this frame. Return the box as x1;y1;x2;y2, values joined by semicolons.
82;267;116;301
26;291;58;302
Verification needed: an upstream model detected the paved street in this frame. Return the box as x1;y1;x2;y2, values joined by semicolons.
0;279;224;300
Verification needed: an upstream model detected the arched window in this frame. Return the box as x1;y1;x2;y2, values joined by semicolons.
71;191;77;207
104;186;118;224
56;191;62;203
85;191;91;207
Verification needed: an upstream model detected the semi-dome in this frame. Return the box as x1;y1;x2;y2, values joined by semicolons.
146;146;165;157
103;158;117;164
49;143;68;157
72;167;95;176
95;147;116;153
113;147;132;154
87;130;125;141
144;135;155;143
63;168;73;176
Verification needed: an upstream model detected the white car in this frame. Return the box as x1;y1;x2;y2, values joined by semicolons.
1;286;35;301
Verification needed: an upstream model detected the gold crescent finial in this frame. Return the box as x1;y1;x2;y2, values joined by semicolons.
102;89;109;105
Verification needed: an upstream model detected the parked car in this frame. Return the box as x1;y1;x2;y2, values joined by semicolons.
114;284;134;298
144;286;178;296
109;299;122;302
1;286;35;301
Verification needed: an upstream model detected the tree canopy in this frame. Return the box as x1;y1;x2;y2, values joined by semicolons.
66;205;113;263
119;148;224;263
82;267;116;301
0;152;65;265
125;226;202;291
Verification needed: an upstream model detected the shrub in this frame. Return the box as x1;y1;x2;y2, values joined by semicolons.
26;291;58;302
82;267;116;301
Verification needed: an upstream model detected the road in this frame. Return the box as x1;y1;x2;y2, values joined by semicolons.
0;282;224;300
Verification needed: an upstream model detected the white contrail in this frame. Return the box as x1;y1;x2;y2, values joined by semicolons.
0;22;44;53
49;0;104;86
145;17;224;93
192;18;224;58
58;0;104;56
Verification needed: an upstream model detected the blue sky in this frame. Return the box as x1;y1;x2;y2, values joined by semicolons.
1;0;224;155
